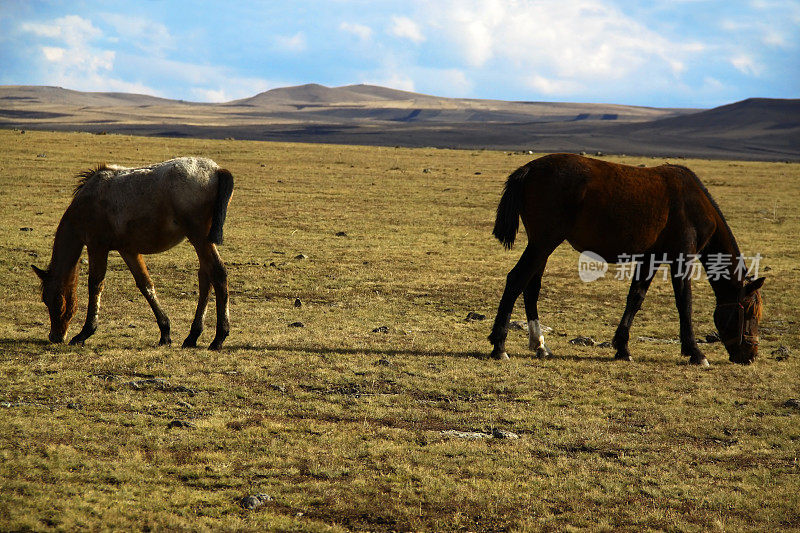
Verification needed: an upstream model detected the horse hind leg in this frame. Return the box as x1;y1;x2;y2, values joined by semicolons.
120;252;171;346
69;248;108;346
192;241;229;350
489;242;556;359
523;272;553;358
182;269;210;348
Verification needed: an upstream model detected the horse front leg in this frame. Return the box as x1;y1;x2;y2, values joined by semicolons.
612;266;656;361
182;269;210;348
670;269;708;366
120;252;171;346
523;270;553;358
69;248;108;346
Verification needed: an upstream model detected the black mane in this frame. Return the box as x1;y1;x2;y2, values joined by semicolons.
73;163;110;196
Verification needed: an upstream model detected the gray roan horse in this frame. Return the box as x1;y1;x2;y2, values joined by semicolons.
33;157;234;350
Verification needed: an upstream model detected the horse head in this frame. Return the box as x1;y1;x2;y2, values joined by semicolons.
32;264;77;343
714;277;765;364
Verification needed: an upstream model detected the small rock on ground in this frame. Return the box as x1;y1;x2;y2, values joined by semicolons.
569;336;596;347
288;321;305;328
167;420;196;429
441;429;521;440
241;493;273;510
492;428;520;439
465;312;486;321
637;336;680;344
294;254;308;260
596;341;612;348
783;399;800;410
294;298;302;307
373;358;392;367
772;345;791;359
372;325;389;333
441;430;491;440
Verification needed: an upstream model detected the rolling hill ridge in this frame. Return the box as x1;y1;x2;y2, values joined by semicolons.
1;84;798;160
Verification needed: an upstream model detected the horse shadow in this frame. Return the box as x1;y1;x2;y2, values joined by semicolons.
1;336;613;363
224;341;614;362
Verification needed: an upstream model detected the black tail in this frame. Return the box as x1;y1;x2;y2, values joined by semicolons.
208;168;234;244
492;165;529;249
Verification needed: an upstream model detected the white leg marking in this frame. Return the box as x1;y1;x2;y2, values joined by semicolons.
528;319;552;357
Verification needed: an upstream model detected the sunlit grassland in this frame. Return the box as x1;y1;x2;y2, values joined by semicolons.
0;129;798;531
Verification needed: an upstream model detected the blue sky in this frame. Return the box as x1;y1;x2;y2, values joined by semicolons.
1;0;798;107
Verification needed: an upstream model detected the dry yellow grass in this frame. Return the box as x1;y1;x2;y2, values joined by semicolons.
0;129;798;531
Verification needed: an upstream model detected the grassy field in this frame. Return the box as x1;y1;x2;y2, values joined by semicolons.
1;129;798;531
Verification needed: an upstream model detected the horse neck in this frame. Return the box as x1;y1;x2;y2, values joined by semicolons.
700;216;746;302
48;210;83;288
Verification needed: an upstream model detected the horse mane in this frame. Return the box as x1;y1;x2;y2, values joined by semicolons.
668;164;741;252
73;163;110;196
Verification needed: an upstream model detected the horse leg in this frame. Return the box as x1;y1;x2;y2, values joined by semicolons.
523;269;553;358
120;251;171;346
489;244;548;359
69;248;108;345
193;242;229;350
670;269;708;366
182;269;210;348
612;266;656;361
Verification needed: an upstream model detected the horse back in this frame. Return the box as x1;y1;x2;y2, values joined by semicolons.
70;157;221;252
518;154;719;258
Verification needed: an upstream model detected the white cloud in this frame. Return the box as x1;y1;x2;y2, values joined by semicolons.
340;21;372;41
21;14;102;45
365;71;416;92
389;16;425;43
20;14;151;94
100;13;174;55
275;32;307;52
42;46;65;62
424;0;704;92
526;75;582;95
731;54;762;76
434;68;472;95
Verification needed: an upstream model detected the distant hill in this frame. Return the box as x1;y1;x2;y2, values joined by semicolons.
231;83;431;106
0;85;186;107
0;84;798;160
626;97;800;132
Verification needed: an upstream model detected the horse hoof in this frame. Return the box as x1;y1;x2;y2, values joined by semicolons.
490;350;509;360
68;337;85;346
690;357;710;367
614;352;633;362
535;347;552;359
209;340;224;351
182;339;197;349
159;338;172;347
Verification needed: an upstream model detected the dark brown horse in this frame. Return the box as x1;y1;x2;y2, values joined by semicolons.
489;154;764;365
33;157;234;350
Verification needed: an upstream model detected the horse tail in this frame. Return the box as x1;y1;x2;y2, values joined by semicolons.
208;168;234;245
493;165;529;249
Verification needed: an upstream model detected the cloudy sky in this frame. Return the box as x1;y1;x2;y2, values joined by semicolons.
1;0;798;107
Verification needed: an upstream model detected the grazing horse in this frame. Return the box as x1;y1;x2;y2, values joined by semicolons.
489;153;764;365
32;157;234;350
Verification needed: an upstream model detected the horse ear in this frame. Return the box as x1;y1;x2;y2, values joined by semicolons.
31;264;48;280
744;276;765;295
